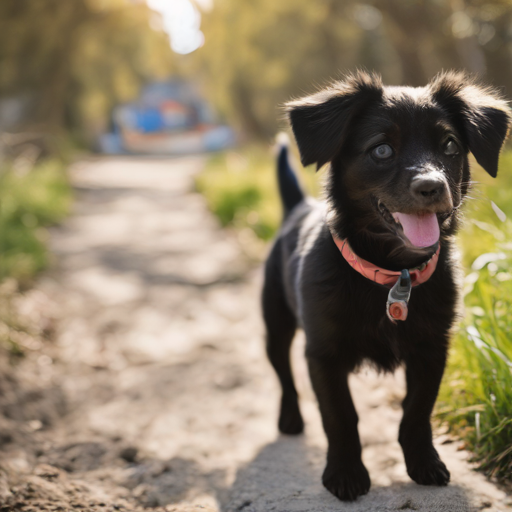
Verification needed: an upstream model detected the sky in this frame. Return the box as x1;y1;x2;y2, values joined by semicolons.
147;0;211;55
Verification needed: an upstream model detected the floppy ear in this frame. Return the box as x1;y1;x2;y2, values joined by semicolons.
430;72;512;178
285;72;383;170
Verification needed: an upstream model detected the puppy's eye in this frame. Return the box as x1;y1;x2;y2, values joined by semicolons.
444;139;459;155
372;144;393;160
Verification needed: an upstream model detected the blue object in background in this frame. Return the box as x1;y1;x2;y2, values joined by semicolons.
98;133;124;154
203;126;236;152
135;108;164;133
99;79;236;154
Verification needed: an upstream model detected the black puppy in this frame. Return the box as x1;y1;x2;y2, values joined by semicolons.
262;71;511;501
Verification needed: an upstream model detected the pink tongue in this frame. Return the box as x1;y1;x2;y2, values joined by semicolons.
394;213;440;248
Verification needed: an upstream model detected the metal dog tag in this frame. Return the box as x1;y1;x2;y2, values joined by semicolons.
386;269;412;322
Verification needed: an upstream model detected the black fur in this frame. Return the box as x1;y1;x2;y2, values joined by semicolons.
277;143;304;216
262;71;511;501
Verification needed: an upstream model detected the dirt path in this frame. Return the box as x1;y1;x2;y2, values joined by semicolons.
1;156;510;512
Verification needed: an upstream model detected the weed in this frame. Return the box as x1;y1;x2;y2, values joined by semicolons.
0;158;71;285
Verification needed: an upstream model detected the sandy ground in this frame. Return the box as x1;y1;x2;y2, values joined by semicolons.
0;155;510;512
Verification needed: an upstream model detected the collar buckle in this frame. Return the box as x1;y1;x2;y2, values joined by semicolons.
386;270;412;323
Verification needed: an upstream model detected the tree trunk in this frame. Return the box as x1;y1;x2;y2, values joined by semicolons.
34;0;90;131
232;80;269;140
481;11;512;97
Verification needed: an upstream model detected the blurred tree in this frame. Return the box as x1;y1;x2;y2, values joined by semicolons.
465;0;512;93
189;0;512;139
0;0;174;144
3;0;510;144
191;0;363;139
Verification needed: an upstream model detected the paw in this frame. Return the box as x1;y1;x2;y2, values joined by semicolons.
278;396;304;435
407;453;450;486
322;461;371;501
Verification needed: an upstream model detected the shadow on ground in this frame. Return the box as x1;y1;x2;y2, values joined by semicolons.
223;436;471;512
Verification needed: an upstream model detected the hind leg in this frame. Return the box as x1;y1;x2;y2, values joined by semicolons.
262;275;303;435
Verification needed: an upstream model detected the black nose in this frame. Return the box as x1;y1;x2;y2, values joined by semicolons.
411;177;446;200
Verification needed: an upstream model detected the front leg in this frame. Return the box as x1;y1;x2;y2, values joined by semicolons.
307;356;370;501
399;348;450;486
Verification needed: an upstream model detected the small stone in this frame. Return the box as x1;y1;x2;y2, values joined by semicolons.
119;447;138;463
34;464;61;480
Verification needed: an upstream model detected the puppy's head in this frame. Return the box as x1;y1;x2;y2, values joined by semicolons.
286;71;512;270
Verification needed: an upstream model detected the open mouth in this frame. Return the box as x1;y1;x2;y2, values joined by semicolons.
376;199;450;249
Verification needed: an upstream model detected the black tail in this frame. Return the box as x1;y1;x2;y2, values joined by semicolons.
276;133;304;218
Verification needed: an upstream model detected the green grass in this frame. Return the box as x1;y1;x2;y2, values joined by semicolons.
197;144;512;484
195;144;319;241
438;267;512;482
0;158;71;285
438;152;512;484
0;155;71;359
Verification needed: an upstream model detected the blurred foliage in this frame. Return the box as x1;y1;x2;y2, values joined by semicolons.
195;145;319;241
0;158;71;285
190;0;512;138
3;1;512;143
0;0;174;143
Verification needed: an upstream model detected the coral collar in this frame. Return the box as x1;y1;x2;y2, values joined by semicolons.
332;236;440;288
